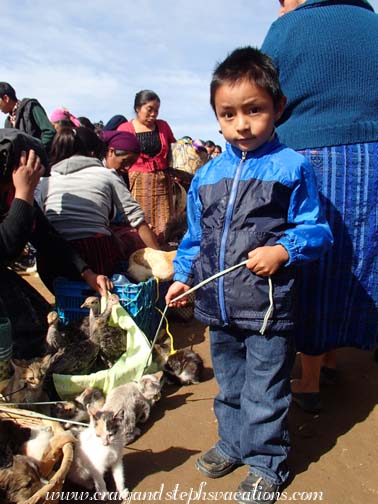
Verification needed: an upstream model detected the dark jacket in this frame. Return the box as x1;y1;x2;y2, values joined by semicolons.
0;197;88;284
4;98;55;151
173;137;333;332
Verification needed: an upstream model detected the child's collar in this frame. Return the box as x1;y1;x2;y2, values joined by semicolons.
226;133;280;160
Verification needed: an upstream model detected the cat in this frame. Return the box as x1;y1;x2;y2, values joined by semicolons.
0;418;73;477
3;355;52;414
127;248;176;282
0;420;74;503
154;340;203;385
67;407;127;498
53;387;105;428
102;371;163;444
0;454;44;503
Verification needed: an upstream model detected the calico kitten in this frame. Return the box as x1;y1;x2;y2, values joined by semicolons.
68;407;127;498
154;342;203;385
3;355;51;413
102;372;163;444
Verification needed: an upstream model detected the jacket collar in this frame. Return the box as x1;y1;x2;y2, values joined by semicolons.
225;134;281;160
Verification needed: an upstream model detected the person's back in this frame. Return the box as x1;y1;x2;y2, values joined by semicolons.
261;0;378;150
38;145;145;241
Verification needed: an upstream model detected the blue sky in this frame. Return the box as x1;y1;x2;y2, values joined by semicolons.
1;0;377;143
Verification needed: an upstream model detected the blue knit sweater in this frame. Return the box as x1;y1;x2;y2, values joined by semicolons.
261;0;378;150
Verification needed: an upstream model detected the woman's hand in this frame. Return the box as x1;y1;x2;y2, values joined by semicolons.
13;150;45;205
81;269;113;297
165;281;191;307
246;245;289;276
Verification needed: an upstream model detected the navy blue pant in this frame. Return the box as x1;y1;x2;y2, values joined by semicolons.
210;326;295;485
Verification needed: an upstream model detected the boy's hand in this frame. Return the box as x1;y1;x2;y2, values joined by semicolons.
246;245;289;276
165;281;191;307
13;150;45;205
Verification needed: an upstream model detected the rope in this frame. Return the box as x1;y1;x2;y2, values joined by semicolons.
155;306;177;355
4;401;69;406
0;405;88;427
259;276;273;335
143;260;274;372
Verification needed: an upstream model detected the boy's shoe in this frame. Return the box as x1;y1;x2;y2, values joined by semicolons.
195;447;239;478
292;392;322;413
236;473;279;504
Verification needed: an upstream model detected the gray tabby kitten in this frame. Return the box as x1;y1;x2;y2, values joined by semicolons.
102;371;163;444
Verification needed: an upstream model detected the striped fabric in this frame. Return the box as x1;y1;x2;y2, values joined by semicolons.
128;170;173;242
296;142;378;354
69;234;122;277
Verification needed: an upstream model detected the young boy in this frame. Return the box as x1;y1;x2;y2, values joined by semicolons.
165;47;333;504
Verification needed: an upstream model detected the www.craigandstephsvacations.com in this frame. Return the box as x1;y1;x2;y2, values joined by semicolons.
45;481;325;502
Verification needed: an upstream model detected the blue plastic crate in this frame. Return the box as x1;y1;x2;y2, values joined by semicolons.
54;277;161;341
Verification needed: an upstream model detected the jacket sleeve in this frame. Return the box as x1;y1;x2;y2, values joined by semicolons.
32;105;56;151
0;198;35;265
277;161;333;265
173;174;202;286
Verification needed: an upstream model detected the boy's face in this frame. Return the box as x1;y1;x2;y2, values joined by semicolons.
214;79;285;153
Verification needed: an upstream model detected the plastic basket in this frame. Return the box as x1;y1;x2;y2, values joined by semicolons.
54;277;159;340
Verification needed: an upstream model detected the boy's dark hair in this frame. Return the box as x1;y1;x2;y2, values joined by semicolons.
210;47;284;112
205;140;215;148
0;82;17;101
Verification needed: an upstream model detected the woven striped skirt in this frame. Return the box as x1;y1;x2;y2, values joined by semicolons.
128;170;173;242
296;142;378;354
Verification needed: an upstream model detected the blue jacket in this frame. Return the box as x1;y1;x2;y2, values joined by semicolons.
173;137;333;331
261;0;378;150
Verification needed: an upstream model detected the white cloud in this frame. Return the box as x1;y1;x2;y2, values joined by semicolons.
2;0;377;141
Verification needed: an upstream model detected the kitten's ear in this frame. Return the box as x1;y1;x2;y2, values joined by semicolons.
41;354;52;368
10;358;24;369
153;371;164;382
114;409;125;423
86;404;100;418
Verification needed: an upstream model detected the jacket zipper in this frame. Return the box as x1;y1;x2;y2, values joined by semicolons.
219;151;247;325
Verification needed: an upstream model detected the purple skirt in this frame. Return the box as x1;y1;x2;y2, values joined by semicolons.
296;142;378;354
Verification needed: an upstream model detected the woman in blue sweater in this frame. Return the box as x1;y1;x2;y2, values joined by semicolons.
262;0;378;411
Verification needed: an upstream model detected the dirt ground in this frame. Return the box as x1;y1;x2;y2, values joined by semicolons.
24;271;378;504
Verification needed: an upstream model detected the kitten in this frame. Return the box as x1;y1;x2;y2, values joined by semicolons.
68;407;127;498
53;387;105;428
154;342;203;385
3;355;52;413
102;372;163;444
0;454;44;503
127;248;176;282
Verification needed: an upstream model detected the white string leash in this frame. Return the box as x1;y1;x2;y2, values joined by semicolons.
259;276;273;335
145;260;274;372
0;405;88;427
